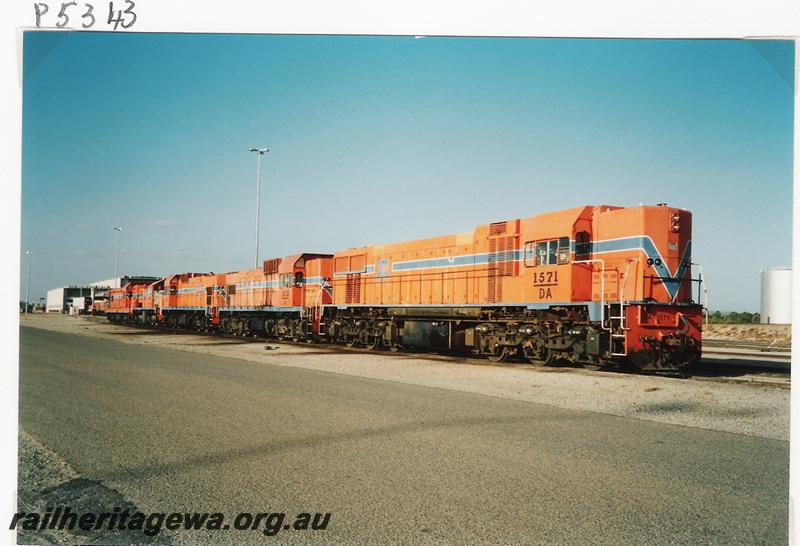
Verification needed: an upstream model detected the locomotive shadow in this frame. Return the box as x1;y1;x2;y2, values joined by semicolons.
105;329;184;336
101;321;789;381
302;344;604;373
305;345;789;382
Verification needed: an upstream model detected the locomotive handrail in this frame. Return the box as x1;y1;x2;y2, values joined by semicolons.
693;263;709;325
573;258;609;330
618;258;639;330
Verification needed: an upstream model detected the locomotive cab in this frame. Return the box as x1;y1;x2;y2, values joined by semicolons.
277;253;334;310
277;255;305;308
519;206;598;305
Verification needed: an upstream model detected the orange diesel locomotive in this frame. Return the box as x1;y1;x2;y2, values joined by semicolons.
323;204;702;373
105;280;151;323
218;253;333;339
109;203;704;374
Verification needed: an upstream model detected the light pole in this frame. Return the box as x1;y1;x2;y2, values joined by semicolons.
113;226;123;277
24;250;33;314
249;147;269;268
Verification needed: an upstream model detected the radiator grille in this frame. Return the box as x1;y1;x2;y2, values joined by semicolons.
489;221;507;236
263;259;281;274
488;234;515;303
345;274;361;304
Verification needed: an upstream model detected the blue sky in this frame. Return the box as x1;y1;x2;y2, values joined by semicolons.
21;34;793;311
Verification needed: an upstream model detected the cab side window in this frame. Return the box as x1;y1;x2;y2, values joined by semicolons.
558;236;570;264
529;237;571;266
547;240;558;265
536;242;548;265
575;231;591;261
524;241;536;266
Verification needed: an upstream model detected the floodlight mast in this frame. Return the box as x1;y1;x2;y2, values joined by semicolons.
24;250;34;313
113;226;123;277
248;147;270;268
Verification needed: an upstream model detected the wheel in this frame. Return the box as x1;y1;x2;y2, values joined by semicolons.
523;343;545;365
487;345;510;363
366;336;382;351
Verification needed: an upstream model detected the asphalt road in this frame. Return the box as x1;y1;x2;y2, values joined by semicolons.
19;326;789;544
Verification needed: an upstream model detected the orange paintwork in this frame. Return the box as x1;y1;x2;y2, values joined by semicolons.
330;204;695;309
158;272;226;324
213;254;333;337
138;279;163;310
92;298;109;314
269;254;334;309
302;256;334;308
624;303;703;354
224;267;280;309
107;282;148;316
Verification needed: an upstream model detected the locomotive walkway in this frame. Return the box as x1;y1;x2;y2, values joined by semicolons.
18;325;788;544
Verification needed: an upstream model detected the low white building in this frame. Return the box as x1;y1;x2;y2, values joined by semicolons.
89;276;159;289
46;287;94;313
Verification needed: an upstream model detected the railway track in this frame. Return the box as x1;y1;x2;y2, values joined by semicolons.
700;338;790;378
703;338;791;353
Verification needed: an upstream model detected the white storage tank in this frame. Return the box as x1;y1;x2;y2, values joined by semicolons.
760;268;792;324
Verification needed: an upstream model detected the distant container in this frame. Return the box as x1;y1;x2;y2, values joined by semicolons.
70;297;90;315
760;268;792;324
